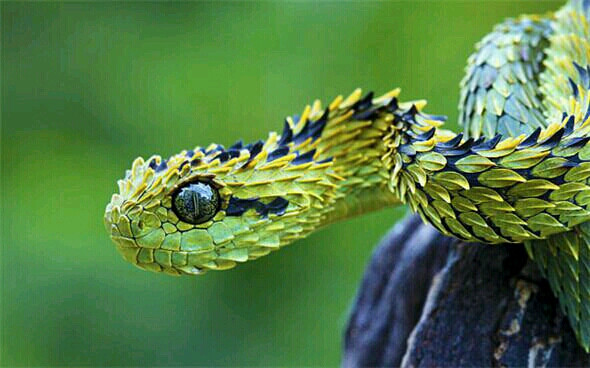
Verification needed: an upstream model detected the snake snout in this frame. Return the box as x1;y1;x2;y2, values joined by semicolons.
104;197;151;271
105;194;205;276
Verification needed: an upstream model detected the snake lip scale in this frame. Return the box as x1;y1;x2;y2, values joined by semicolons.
105;0;590;351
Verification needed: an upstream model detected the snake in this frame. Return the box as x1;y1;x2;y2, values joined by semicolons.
105;0;590;351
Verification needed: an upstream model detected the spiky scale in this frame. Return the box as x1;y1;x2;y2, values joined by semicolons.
451;195;478;212
500;149;549;169
531;157;572;178
432;171;470;190
432;200;456;219
424;183;451;203
479;201;516;216
458;211;488;228
566;162;590;181
454;155;496;173
507;179;559;197
477;168;526;188
416;152;447;171
528;213;569;236
461;186;503;203
445;217;472;239
515;198;556;218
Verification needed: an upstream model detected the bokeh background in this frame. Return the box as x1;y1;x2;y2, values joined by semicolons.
2;1;560;366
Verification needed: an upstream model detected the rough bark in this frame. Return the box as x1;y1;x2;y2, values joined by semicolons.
343;214;590;367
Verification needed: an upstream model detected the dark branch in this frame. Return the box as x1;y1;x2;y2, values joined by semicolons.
343;214;590;367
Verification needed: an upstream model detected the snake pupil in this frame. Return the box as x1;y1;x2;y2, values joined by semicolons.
172;182;220;224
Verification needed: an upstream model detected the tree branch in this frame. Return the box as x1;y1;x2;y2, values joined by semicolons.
343;214;590;367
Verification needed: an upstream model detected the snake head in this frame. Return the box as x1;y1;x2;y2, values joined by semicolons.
104;119;342;275
104;89;429;276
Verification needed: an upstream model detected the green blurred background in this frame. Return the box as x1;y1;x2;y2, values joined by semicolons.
2;1;559;366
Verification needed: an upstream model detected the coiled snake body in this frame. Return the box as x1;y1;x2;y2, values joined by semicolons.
105;0;590;350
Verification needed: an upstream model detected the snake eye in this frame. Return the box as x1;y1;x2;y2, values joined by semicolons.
172;182;220;224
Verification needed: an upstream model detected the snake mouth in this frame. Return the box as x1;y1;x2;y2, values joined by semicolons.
103;154;241;276
104;199;213;276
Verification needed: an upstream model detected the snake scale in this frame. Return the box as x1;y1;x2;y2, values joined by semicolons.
105;0;590;351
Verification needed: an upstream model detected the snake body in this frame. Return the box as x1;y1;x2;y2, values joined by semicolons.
105;0;590;350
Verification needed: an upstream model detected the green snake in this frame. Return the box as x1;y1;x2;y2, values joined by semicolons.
105;0;590;351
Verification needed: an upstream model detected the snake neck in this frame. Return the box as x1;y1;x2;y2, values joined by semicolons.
306;89;452;225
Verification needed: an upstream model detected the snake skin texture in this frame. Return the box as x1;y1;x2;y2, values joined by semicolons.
105;0;590;350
